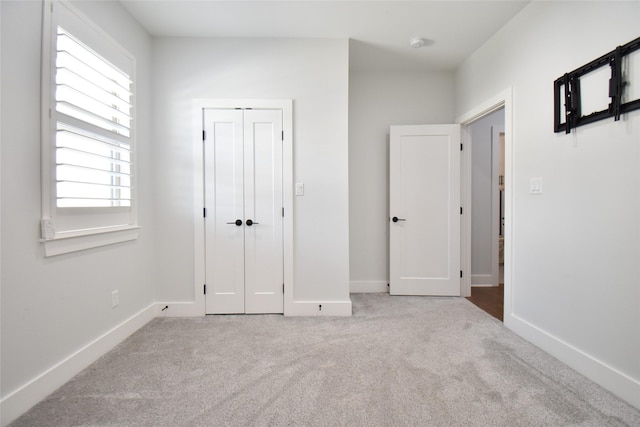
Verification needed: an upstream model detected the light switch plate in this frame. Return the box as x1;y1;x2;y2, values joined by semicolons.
295;183;304;196
111;290;119;308
41;218;56;239
530;178;543;194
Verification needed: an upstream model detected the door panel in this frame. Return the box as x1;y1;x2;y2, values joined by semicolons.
244;110;283;314
205;110;245;314
204;108;283;314
390;124;461;296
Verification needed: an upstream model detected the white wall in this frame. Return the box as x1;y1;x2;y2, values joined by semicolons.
152;38;350;307
470;108;503;285
0;1;155;424
455;1;640;407
348;70;454;292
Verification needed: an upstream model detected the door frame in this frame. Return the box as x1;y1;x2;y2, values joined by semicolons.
191;99;294;316
457;88;513;322
490;125;504;288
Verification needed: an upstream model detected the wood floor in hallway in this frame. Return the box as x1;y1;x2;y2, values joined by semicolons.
466;283;504;321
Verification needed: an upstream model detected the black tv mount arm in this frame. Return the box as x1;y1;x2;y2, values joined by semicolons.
554;36;640;134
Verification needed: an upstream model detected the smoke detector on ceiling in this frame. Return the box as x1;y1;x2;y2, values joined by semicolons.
409;37;426;48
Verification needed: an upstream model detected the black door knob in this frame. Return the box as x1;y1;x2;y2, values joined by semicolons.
392;216;406;223
227;219;243;226
246;219;259;226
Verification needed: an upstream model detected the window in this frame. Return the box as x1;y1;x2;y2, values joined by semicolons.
41;0;138;256
55;27;132;208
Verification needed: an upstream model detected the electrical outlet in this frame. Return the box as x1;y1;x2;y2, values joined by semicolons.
111;290;119;308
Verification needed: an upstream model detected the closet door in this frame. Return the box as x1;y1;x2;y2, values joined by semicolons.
204;108;283;314
204;109;245;314
243;109;284;314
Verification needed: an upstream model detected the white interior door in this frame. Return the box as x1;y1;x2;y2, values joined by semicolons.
204;109;244;314
243;110;284;314
204;108;283;314
389;124;461;296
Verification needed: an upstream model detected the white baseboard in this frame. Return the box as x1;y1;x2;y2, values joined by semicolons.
350;280;388;293
154;301;202;317
471;274;498;287
0;304;156;427
156;300;353;317
505;312;640;409
285;299;352;316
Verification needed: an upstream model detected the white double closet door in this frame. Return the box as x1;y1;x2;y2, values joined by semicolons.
204;108;284;314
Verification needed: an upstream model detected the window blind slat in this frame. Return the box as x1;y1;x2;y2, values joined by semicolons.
57;67;131;113
56;51;131;97
57;182;131;198
57;29;131;86
57;146;130;168
57;114;131;147
57;101;131;136
54;25;134;209
57;85;131;127
57;199;131;208
57;163;131;178
57;127;130;154
57;179;131;190
56;131;131;164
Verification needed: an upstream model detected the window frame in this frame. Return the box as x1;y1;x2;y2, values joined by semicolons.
41;0;139;256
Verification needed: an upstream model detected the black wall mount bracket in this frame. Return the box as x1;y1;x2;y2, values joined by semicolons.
554;36;640;134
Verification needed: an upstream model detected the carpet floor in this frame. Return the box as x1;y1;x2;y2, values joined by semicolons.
10;294;640;426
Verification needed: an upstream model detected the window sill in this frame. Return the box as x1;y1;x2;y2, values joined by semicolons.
42;226;140;257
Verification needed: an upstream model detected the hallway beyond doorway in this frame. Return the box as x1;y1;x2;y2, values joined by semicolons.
466;284;504;321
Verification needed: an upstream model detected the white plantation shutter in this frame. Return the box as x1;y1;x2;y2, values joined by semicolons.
55;27;133;208
42;0;138;248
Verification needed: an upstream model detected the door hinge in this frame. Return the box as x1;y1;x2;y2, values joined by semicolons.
203;207;206;218
281;131;284;141
460;207;463;215
202;130;206;141
460;143;463;151
282;283;285;294
460;270;463;278
282;207;284;217
204;284;207;294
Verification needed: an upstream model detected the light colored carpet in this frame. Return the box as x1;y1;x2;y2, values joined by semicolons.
10;294;640;426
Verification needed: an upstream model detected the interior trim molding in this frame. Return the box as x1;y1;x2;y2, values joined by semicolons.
153;301;201;317
285;299;352;316
506;313;640;409
471;274;498;287
42;226;140;257
456;87;513;305
192;99;294;316
349;280;388;293
0;303;156;426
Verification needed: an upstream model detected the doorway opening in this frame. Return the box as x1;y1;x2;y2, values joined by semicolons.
466;108;504;320
458;88;512;324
